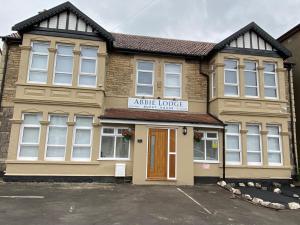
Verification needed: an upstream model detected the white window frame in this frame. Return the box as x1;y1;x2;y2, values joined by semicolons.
45;114;68;161
17;113;41;160
193;131;219;163
267;125;282;166
163;63;182;99
53;44;74;86
211;65;216;99
135;60;154;97
78;46;98;88
99;127;131;161
27;41;50;84
246;124;262;166
71;115;93;161
263;63;278;99
244;61;259;98
224;59;239;97
225;123;242;165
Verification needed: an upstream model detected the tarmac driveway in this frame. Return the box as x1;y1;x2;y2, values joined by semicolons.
0;182;300;225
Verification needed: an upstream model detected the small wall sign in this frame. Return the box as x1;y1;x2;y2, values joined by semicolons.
128;98;188;112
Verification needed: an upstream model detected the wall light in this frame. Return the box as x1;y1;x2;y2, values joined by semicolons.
183;126;187;135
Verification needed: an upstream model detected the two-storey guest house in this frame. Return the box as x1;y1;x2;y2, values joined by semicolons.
0;2;295;184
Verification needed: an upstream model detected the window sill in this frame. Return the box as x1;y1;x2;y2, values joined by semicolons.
97;158;131;161
193;160;220;164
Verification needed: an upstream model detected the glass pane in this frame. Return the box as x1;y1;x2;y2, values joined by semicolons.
76;117;93;127
248;152;261;163
103;128;114;134
247;136;260;151
57;45;73;55
28;71;47;83
48;127;67;145
224;60;237;69
194;140;205;160
81;47;97;57
79;75;96;86
32;42;49;53
247;125;259;134
226;124;239;134
165;74;180;86
268;152;281;163
245;87;258;96
264;63;275;72
31;55;48;69
264;74;276;86
116;137;129;158
165;64;181;73
75;129;91;144
264;88;277;98
50;115;67;126
138;71;152;84
150;135;155;171
245;71;257;86
46;146;65;158
206;140;218;160
22;127;40;143
165;87;180;97
137;85;153;96
72;147;91;159
54;73;72;84
169;154;176;178
226;135;239;149
224;85;238;96
244;61;256;70
19;146;38;158
207;133;217;138
101;136;114;158
225;71;237;83
138;61;153;71
268;137;280;151
226;152;240;162
23;114;41;125
56;55;73;73
81;59;96;74
267;126;279;135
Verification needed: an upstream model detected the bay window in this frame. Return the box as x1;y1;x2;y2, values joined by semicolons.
79;47;98;87
264;63;278;98
225;123;241;164
136;61;154;96
45;115;68;160
244;61;259;97
224;59;239;96
267;125;282;165
18;113;42;160
54;44;74;85
194;131;219;162
100;127;130;160
164;63;182;98
246;124;262;165
28;42;50;83
72;116;93;161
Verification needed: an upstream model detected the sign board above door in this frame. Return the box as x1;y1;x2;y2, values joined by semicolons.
128;98;188;112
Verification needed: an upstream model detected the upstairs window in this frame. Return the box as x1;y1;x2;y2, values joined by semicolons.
164;63;182;98
211;65;216;98
225;123;241;164
18;113;42;160
136;61;154;96
246;124;262;165
54;44;74;85
28;42;50;83
264;63;278;99
267;125;282;165
224;59;239;96
79;47;97;87
244;61;259;97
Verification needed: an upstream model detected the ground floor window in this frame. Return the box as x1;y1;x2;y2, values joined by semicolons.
71;116;93;161
194;131;219;162
267;125;282;165
100;127;130;160
18;113;42;160
246;124;262;165
225;123;241;164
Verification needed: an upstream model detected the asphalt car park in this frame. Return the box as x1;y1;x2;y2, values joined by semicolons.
0;181;300;225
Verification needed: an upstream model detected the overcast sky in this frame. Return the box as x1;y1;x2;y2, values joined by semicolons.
0;0;300;47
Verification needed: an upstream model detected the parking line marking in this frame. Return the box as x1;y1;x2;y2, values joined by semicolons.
0;196;44;199
177;188;212;215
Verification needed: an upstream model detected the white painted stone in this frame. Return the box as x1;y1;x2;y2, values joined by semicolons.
238;183;246;187
290;184;295;188
292;194;299;198
252;197;263;204
261;201;271;207
217;180;227;187
273;188;281;194
255;183;262;189
232;188;241;195
288;202;300;210
268;203;285;210
247;182;254;187
243;194;252;200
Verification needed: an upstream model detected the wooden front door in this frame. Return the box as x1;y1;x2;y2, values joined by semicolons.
147;129;168;180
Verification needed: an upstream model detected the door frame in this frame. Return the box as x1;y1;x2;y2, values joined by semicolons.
145;127;177;180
